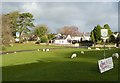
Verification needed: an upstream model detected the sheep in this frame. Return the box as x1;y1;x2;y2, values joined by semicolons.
37;49;40;51
88;47;91;50
95;48;100;51
42;49;45;52
116;47;118;48
46;49;49;52
112;53;119;59
108;47;111;50
14;51;16;53
71;53;77;58
81;51;84;54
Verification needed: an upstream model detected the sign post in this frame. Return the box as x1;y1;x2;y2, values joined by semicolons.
101;29;108;59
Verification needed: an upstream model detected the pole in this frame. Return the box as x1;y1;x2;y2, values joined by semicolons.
103;38;106;59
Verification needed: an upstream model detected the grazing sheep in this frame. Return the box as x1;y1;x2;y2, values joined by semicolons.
112;53;119;59
42;49;45;51
46;49;49;52
116;47;118;48
96;48;100;51
71;53;77;58
6;53;9;54
108;47;111;50
37;49;39;51
81;51;84;54
88;47;91;50
14;51;16;53
9;44;13;47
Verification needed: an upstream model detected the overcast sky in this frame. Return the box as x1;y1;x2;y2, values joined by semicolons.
1;0;119;33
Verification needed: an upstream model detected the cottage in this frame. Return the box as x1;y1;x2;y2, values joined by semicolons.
54;35;71;44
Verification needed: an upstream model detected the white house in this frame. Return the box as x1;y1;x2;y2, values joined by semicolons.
54;35;72;44
112;32;119;38
82;32;91;41
71;36;82;41
54;32;91;44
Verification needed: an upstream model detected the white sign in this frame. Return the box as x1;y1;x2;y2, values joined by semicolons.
98;57;113;73
16;32;20;37
101;29;108;37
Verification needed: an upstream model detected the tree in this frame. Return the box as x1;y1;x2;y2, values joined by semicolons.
104;24;112;37
109;35;116;43
90;31;95;44
2;15;14;45
59;25;80;36
40;35;48;43
47;33;55;43
17;12;34;41
93;25;102;43
5;11;19;36
47;33;55;40
116;33;120;47
34;24;48;37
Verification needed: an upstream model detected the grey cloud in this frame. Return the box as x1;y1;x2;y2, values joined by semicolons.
2;2;118;33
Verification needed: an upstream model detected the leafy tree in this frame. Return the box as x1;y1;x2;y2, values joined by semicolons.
2;15;14;45
34;24;48;37
17;12;34;40
47;33;55;40
40;35;48;43
116;33;120;47
104;24;112;37
5;11;19;36
90;31;95;42
109;35;116;43
93;25;102;43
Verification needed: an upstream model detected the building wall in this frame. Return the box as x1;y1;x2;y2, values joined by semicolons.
54;39;70;44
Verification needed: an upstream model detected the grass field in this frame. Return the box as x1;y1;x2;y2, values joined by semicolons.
1;44;119;81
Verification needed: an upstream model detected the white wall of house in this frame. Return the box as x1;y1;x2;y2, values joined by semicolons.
54;34;91;44
82;36;91;41
54;39;70;44
71;37;81;41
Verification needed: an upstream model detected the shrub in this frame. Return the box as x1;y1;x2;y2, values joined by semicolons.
40;35;48;43
2;45;6;51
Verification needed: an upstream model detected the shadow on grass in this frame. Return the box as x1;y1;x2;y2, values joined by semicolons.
2;58;118;81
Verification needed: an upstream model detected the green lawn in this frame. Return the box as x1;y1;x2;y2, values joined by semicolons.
2;43;65;52
1;44;119;81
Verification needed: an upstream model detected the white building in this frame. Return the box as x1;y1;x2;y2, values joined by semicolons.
82;32;91;41
54;35;71;44
71;36;82;41
54;32;91;44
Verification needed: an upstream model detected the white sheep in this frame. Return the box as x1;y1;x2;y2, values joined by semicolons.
14;51;16;53
46;49;49;52
37;49;39;51
81;51;84;54
42;49;45;52
88;47;91;50
112;53;119;59
108;47;111;50
96;48;100;51
71;53;77;58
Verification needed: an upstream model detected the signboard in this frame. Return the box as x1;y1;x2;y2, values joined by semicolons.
98;57;113;73
101;29;108;37
16;32;20;37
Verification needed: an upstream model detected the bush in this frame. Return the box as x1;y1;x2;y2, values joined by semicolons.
40;36;48;43
80;41;94;46
2;45;6;51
